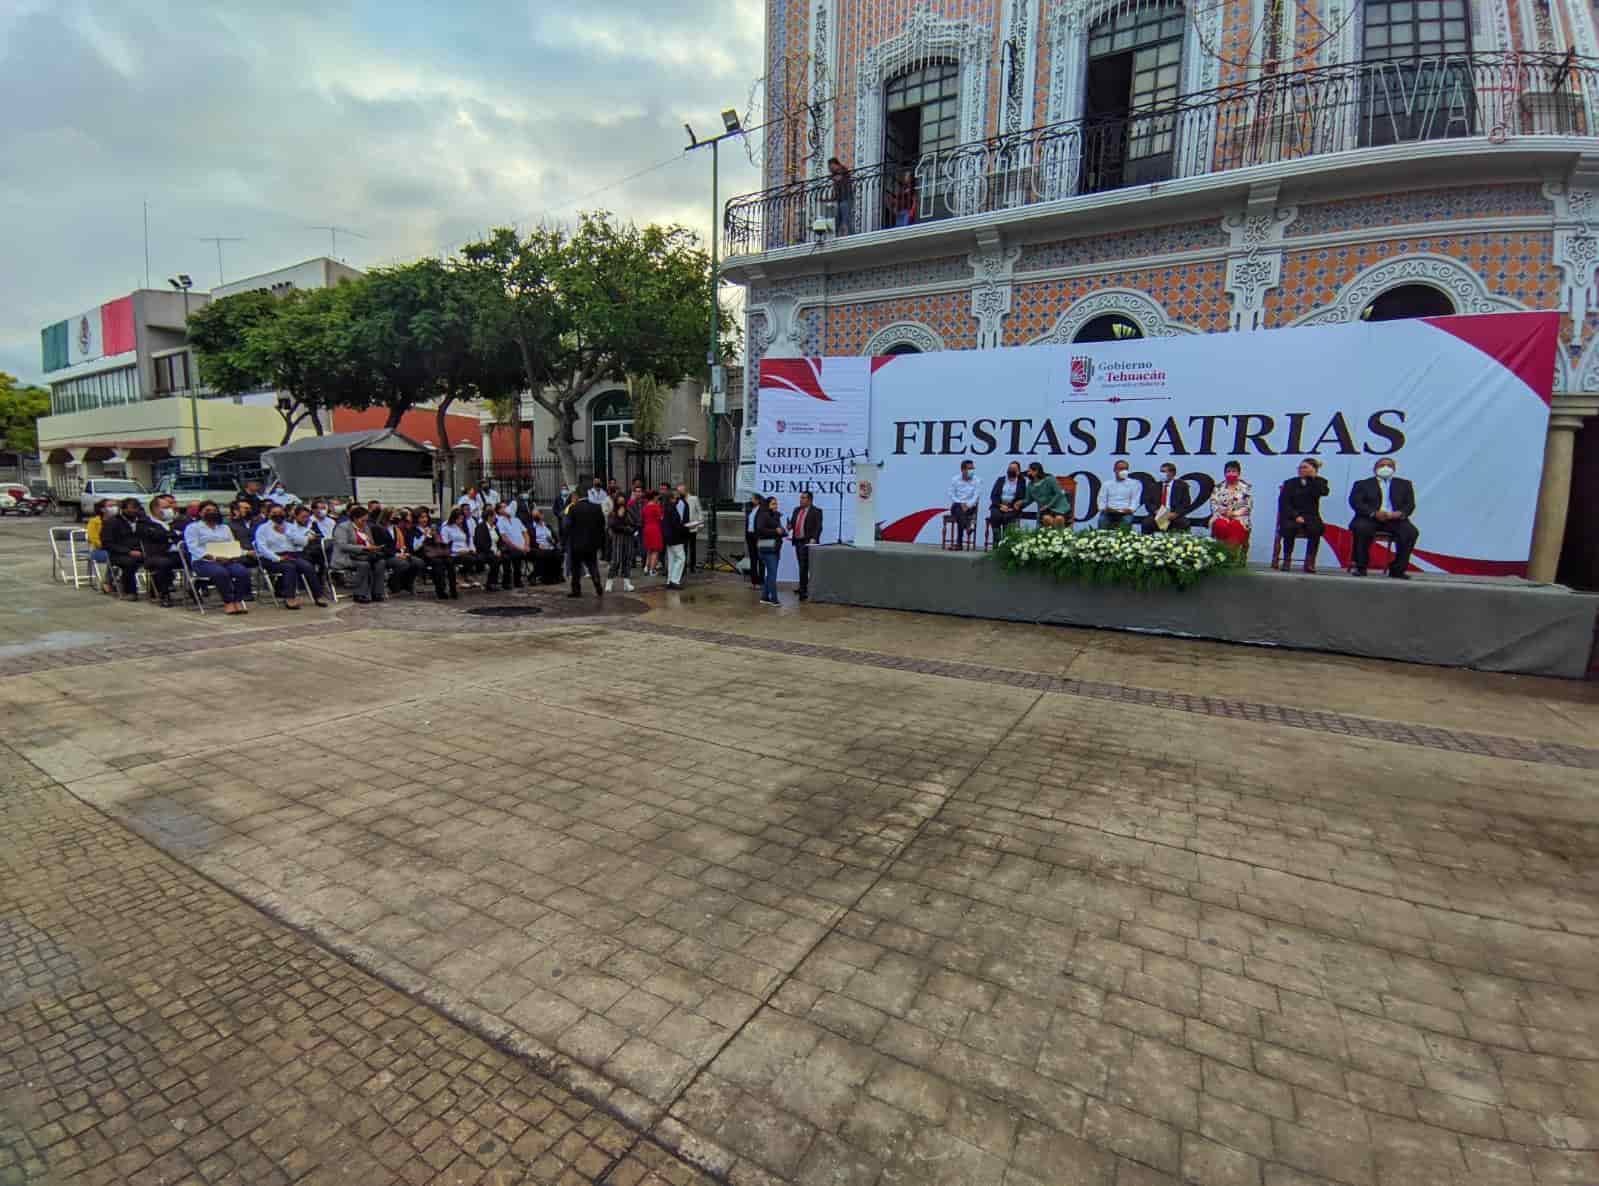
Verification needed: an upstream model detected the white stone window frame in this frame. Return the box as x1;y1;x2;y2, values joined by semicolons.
1287;252;1523;327
862;321;949;355
1028;287;1199;343
854;6;993;175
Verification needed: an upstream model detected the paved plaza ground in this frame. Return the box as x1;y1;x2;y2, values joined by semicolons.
3;515;1598;1186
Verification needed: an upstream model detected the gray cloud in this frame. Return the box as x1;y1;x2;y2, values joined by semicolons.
0;0;764;384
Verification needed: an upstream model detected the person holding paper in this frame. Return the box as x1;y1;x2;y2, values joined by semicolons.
185;500;254;614
1143;463;1193;535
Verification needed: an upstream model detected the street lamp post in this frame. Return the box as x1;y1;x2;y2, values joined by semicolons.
685;108;744;572
168;274;198;458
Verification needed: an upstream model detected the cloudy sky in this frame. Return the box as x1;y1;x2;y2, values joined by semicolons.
0;0;764;385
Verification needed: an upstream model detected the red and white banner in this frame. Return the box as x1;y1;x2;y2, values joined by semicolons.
754;357;872;577
863;312;1557;575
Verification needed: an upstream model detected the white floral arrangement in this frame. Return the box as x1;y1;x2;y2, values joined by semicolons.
994;525;1244;592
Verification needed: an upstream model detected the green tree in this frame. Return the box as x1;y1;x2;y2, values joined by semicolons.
0;372;50;453
463;212;722;486
626;373;665;439
341;261;453;429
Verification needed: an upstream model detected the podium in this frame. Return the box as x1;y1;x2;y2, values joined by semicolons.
854;462;881;548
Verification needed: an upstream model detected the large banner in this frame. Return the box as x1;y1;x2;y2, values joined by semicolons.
864;313;1558;574
755;357;872;577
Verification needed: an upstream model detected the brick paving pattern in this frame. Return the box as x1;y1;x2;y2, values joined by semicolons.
0;741;717;1186
618;621;1599;770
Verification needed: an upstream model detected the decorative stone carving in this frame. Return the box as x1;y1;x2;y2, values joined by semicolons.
1289;254;1523;327
857;7;990;170
1029;288;1198;344
863;321;947;355
1546;168;1599;348
810;0;832;174
1222;184;1298;332
999;0;1035;136
968;238;1023;349
763;293;809;358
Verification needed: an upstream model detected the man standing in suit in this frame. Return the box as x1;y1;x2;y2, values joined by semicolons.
1348;456;1419;579
1142;462;1193;535
662;491;688;589
1277;458;1330;573
676;484;703;572
566;495;607;597
789;490;823;601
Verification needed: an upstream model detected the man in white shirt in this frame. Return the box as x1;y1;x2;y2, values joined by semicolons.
494;502;530;588
676;484;704;572
586;477;609;505
1098;461;1142;530
948;460;980;549
528;510;560;584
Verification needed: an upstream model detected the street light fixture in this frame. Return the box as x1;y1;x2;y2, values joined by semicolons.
685;106;746;572
168;275;200;458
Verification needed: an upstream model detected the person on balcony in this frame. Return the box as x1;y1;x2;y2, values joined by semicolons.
828;157;854;234
886;170;917;228
1209;460;1253;553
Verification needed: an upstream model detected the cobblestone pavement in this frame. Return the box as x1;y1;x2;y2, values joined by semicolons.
3;517;1598;1186
0;741;716;1186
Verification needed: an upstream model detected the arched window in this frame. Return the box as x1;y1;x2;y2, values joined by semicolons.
1359;284;1456;322
1083;0;1185;191
883;61;961;223
589;389;632;481
1360;0;1473;146
883;342;923;355
1073;313;1145;342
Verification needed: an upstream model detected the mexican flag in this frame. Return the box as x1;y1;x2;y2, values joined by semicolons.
41;296;136;372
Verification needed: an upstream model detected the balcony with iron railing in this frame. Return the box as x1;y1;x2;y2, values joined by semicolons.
724;51;1597;257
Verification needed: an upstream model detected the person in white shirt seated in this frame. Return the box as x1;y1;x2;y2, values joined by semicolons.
254;505;326;609
948;460;980;548
493;501;530;588
528;509;561;585
307;499;340;577
184;500;254;615
264;480;297;507
440;507;477;590
1098;461;1142;530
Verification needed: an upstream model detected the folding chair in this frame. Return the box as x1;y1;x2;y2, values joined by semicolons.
252;558;280;608
176;546;210;615
314;536;340;604
50;526;91;587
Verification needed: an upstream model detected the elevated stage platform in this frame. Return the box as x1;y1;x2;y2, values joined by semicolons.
810;544;1599;679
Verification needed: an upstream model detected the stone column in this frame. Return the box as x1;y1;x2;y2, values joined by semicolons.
1528;393;1599;582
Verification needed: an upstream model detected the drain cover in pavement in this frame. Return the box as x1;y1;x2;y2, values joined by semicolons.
463;606;545;618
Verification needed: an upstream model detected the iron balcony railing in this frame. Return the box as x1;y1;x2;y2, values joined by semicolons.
725;50;1597;256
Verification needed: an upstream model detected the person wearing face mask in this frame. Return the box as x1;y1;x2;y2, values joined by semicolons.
331;505;388;603
136;495;182;607
102;498;150;601
253;506;324;609
285;505;333;605
185;500;253;614
988;461;1027;538
1276;458;1330;573
1348;456;1418;579
1209;460;1253;552
1099;462;1142;530
494;501;530;588
948;460;980;549
86;499;116;593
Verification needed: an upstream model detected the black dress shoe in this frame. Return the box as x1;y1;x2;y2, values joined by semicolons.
1351;567;1367;577
1389;571;1411;580
565;590;581;598
354;596;371;604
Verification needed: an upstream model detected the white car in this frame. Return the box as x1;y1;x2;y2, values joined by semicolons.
76;477;153;520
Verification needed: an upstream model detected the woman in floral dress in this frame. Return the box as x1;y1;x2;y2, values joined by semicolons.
1209;460;1253;552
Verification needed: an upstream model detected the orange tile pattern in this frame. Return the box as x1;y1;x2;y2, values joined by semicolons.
1007;260;1234;340
807;290;980;353
1262;232;1561;322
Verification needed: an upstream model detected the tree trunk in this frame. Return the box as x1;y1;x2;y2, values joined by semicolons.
385;403;405;429
552;398;582;488
309;406;325;435
435;393;457;507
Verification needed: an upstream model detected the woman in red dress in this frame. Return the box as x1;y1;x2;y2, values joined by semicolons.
641;492;665;575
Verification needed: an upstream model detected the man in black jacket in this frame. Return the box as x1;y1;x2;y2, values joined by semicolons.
662;494;688;589
788;491;823;600
1142;463;1194;535
566;497;607;597
1348;456;1419;579
1276;458;1330;573
102;498;150;601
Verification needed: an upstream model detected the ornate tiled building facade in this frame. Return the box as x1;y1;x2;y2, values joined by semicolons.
731;0;1599;582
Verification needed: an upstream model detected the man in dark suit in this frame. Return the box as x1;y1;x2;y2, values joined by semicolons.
1348;456;1419;579
1276;458;1330;573
788;491;824;601
565;495;607;597
1142;462;1193;535
661;492;688;589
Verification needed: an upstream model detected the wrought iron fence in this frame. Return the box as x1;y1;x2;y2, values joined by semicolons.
725;51;1597;255
469;458;567;505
